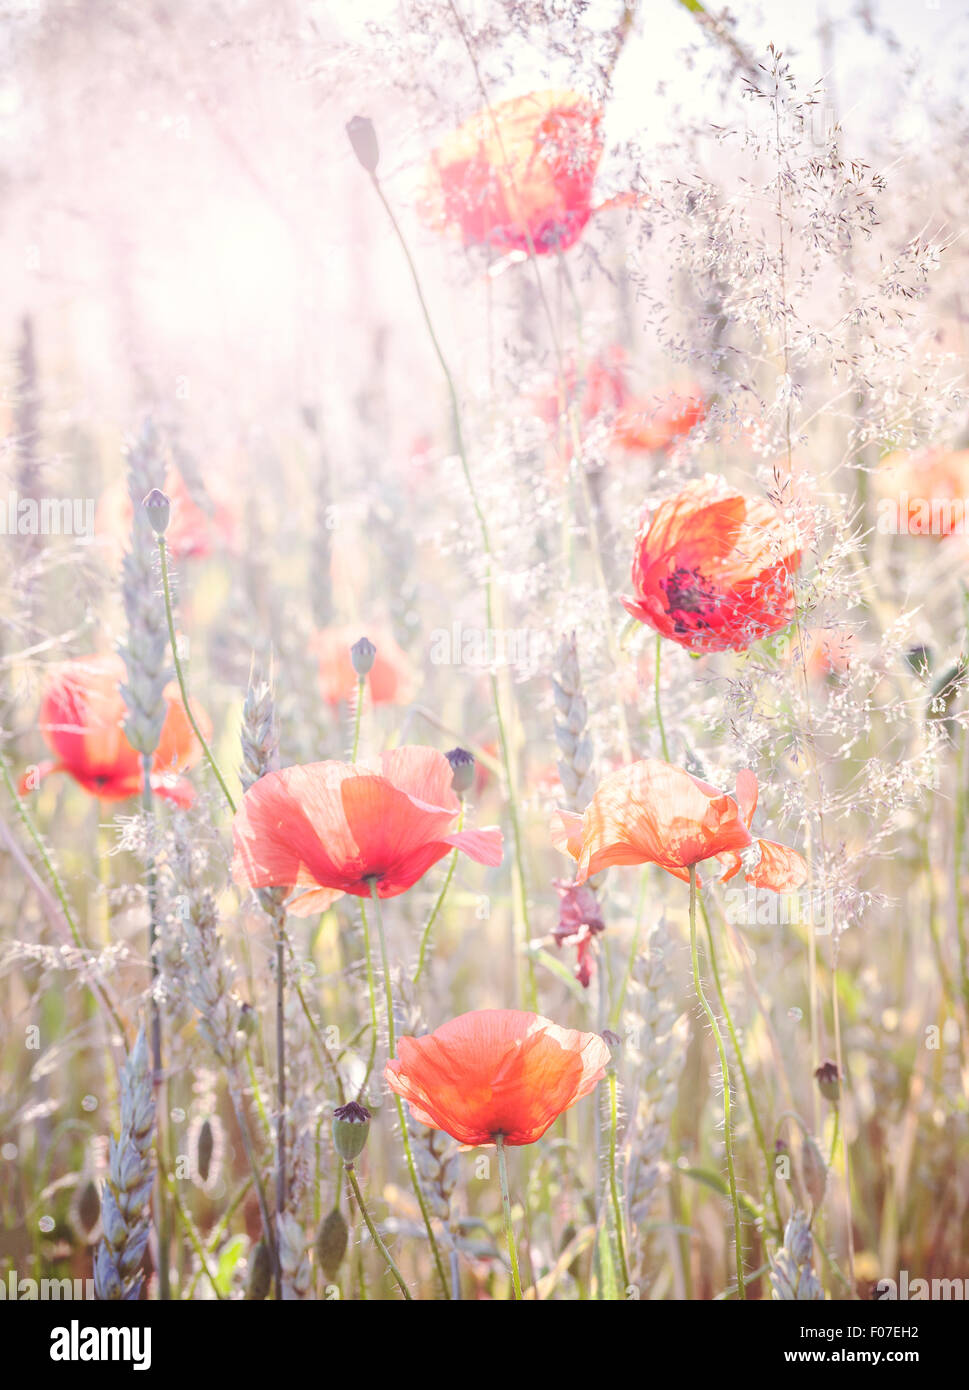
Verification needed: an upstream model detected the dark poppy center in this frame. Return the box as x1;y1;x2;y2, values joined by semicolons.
660;565;720;634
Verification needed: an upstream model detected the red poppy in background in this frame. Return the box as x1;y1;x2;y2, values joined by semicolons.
385;1009;610;1147
553;757;752;885
418;89;605;256
553;879;605;987
231;745;502;916
717;769;808;891
622;476;801;653
22;654;210;806
311;625;416;707
875;446;969;538
96;467;237;564
612;384;707;453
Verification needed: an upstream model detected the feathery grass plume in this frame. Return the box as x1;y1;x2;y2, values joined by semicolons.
769;1210;824;1301
622;923;689;1274
93;1027;155;1300
552;632;596;813
119;418;171;759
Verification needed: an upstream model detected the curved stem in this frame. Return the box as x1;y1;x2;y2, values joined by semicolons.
345;1163;412;1299
368;881;450;1296
702;897;782;1239
689;866;745;1299
156;536;237;814
495;1134;522;1300
413;804;464;985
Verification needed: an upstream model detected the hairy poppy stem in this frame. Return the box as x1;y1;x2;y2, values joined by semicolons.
701;896;783;1241
350;675;365;763
344;1162;412;1300
156;535;238;815
412;805;464;985
688;865;745;1299
654;633;670;760
367;881;450;1297
495;1134;522;1300
363;169;536;1012
356;896;381;1097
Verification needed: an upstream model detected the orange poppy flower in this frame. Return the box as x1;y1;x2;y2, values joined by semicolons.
715;769;808;891
875;447;969;538
231;745;502;916
311;625;416;707
22;654;210;807
417;90;604;257
384;1009;610;1147
552;757;753;885
611;384;707;453
621;475;801;653
96;467;237;564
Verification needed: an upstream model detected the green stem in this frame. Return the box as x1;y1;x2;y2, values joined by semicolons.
356;897;381;1098
412;804;464;985
655;633;669;761
367;171;535;1010
689;865;745;1299
495;1134;522;1300
702;897;782;1239
157;536;237;814
351;676;365;763
607;1069;630;1290
368;881;450;1296
345;1163;412;1299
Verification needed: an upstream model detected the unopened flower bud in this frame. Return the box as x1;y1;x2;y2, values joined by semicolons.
237;1001;258;1039
350;636;376;678
814;1059;842;1103
142;488;170;536
315;1207;349;1282
332;1101;371;1163
346;116;379;174
445;747;475;795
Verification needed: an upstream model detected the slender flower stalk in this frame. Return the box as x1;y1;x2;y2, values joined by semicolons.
366;880;449;1296
344;1164;412;1300
689;866;745;1299
606;1064;630;1289
495;1134;522;1300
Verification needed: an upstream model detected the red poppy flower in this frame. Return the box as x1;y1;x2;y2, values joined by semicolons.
22;654;210;807
418;90;604;257
716;769;808;892
875;447;969;538
621;476;801;653
231;746;502;916
96;467;237;564
384;1009;610;1147
311;625;416;708
612;385;707;453
552;757;753;885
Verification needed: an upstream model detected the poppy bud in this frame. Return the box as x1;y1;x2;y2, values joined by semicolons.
445;747;475;796
237;1001;258;1038
142;488;171;536
814;1059;842;1103
350;636;376;678
346;116;379;174
246;1239;273;1300
332;1100;371;1163
74;1176;101;1242
315;1207;349;1282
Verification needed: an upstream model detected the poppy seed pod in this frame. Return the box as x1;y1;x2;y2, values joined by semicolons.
246;1239;272;1301
350;636;377;677
332;1101;371;1163
346;116;379;174
142;488;171;536
445;746;475;796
